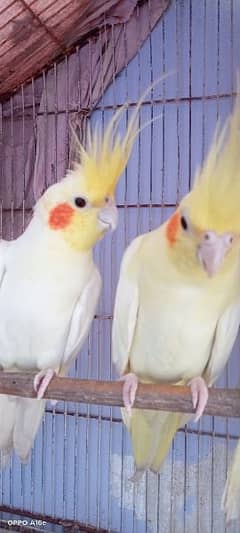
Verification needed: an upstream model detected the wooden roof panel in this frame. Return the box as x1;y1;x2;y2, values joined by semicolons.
0;0;140;100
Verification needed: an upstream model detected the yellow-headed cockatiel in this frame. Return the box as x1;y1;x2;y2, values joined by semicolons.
0;105;140;466
112;99;240;517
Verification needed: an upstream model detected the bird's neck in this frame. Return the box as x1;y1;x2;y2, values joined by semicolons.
21;215;94;269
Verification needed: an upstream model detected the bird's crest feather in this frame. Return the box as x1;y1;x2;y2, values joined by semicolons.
183;92;240;233
70;75;169;203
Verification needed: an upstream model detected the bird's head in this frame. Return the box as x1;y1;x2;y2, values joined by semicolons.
165;207;240;278
35;107;138;252
165;98;240;278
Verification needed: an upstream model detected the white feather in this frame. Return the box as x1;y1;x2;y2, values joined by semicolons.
0;217;101;462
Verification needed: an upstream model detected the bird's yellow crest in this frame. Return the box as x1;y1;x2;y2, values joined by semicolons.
183;95;240;234
71;75;168;204
71;104;140;204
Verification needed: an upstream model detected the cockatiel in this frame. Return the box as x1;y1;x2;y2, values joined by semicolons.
0;103;140;466
112;97;240;514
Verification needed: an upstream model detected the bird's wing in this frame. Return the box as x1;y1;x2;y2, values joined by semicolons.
204;299;240;385
204;299;240;523
112;236;143;376
60;267;102;374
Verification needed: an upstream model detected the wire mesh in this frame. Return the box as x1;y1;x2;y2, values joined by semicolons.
0;1;239;532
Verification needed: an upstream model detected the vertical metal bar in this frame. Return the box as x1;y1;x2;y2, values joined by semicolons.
136;4;142;239
148;0;154;233
176;0;181;207
65;55;69;168
10;96;15;240
30;76;35;517
73;44;83;525
63;399;67;521
96;21;110;528
85;40;93;526
20;85;26;515
211;3;220;530
185;2;193;531
53;62;58;184
42;70;48;191
41;413;46;516
123;20;129;247
31;77;37;208
157;472;161;533
85;334;92;525
169;441;174;532
120;419;125;533
97;17;112;531
145;2;154;527
43;67;50;521
188;0;192;192
76;44;81;112
101;20;114;533
96;301;102;530
9;92;15;515
184;425;188;533
41;72;48;521
225;3;234;530
51;60;58;522
96;222;102;530
120;19;129;533
63;54;70;522
197;3;207;531
32;77;36;129
160;4;166;224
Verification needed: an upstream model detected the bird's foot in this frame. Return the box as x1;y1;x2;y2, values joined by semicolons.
34;368;55;399
188;376;208;422
120;372;138;414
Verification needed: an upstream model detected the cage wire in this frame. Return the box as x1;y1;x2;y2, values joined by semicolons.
0;0;240;532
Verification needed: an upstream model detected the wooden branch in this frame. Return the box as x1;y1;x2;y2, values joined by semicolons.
0;373;239;417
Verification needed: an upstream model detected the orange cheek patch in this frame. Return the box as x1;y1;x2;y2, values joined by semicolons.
49;203;74;230
166;211;180;245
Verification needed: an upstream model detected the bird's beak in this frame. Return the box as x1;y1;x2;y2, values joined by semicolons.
197;232;234;277
97;200;118;232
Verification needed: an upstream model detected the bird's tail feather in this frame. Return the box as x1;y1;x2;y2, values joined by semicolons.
221;439;240;522
124;408;189;474
0;394;45;466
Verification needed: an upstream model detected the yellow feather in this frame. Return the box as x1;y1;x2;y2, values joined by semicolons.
69;103;139;203
129;409;184;474
70;74;169;204
182;95;240;233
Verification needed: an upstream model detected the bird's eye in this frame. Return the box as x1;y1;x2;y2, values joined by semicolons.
180;216;188;231
74;197;87;208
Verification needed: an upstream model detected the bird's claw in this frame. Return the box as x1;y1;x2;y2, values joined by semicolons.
188;376;209;422
120;372;138;414
34;368;55;399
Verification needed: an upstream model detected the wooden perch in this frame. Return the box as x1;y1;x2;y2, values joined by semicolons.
0;372;239;417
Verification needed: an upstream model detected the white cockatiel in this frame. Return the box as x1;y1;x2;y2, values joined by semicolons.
112;95;240;515
0;105;139;465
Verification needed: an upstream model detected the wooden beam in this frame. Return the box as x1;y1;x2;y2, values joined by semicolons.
0;372;239;417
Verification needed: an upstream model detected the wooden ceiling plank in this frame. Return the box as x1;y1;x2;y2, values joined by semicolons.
0;2;27;32
18;0;67;52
